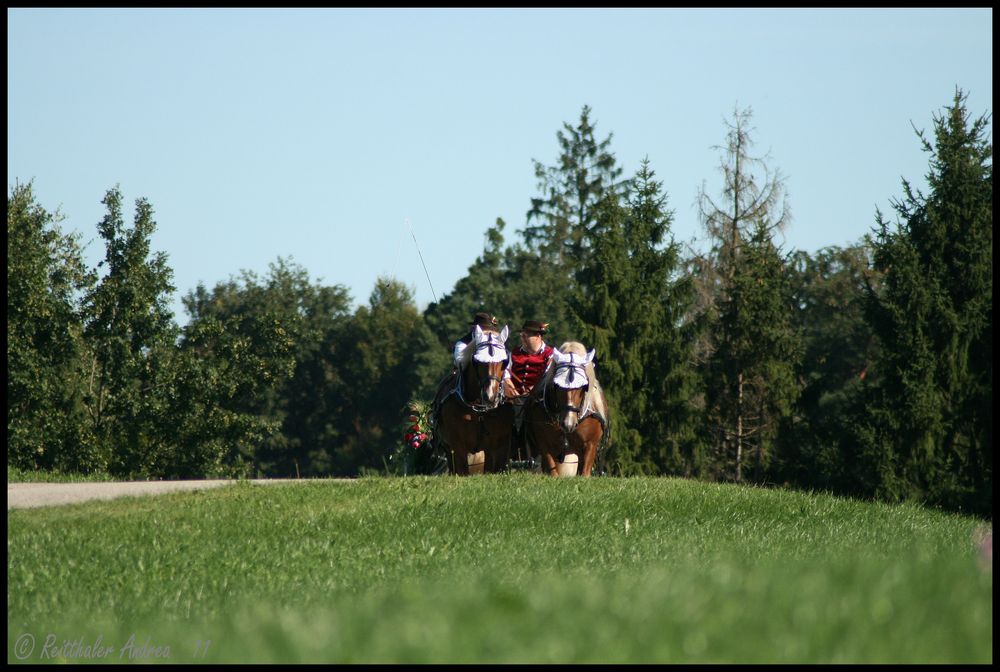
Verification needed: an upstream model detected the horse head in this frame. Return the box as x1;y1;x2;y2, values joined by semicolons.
465;324;510;409
550;346;595;434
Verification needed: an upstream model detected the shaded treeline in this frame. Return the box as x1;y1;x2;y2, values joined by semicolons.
8;90;990;515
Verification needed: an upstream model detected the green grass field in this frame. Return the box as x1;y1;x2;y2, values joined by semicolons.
7;474;992;663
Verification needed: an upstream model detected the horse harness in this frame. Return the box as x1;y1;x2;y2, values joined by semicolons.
538;356;609;453
450;337;508;431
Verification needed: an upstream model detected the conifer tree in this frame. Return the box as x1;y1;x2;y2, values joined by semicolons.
696;107;796;482
571;160;699;475
777;244;881;490
712;220;801;482
863;88;992;513
525;105;631;270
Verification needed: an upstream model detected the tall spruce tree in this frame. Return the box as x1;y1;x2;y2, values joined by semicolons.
863;88;992;513
525;105;631;270
712;220;801;482
571;159;699;475
626;162;703;477
697;106;790;286
696;107;796;482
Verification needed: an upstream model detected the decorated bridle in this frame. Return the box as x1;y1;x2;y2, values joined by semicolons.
458;326;509;413
542;350;593;423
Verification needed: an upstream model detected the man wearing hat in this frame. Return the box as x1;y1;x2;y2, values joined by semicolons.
452;311;499;364
428;311;499;430
504;320;554;397
504;320;555;461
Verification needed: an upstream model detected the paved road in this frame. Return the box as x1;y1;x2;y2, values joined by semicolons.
7;479;338;510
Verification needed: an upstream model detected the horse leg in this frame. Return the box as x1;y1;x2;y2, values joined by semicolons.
542;450;560;477
449;444;469;475
580;442;596;477
487;418;513;474
579;422;602;477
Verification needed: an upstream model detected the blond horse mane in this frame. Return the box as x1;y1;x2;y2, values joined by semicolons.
538;341;608;423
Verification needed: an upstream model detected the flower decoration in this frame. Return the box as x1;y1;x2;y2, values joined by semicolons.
401;400;431;451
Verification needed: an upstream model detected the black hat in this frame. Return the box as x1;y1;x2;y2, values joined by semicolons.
520;320;548;335
469;312;497;329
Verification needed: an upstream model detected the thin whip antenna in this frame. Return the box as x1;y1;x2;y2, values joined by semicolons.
407;218;438;303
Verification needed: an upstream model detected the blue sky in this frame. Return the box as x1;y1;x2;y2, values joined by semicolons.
8;8;992;325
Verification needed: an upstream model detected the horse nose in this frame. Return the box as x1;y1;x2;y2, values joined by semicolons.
562;414;578;434
483;379;499;403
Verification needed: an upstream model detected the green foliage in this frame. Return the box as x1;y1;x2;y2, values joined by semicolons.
525;104;632;269
777;244;882;491
696;108;800;483
423;217;510;353
387;399;441;476
152;312;294;478
332;277;441;475
7;464;120;482
79;186;180;475
7;182;96;472
7;183;298;481
181;258;346;477
861;88;992;514
571;160;701;476
705;221;801;482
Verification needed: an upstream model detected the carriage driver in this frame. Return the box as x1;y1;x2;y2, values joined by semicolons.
452;312;498;364
428;311;499;428
504;320;555;460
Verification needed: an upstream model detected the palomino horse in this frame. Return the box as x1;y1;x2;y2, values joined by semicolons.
435;325;515;475
525;342;609;477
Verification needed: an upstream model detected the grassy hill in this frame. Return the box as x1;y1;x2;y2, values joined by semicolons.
7;474;992;663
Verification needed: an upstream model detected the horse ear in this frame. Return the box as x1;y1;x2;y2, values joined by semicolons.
586;349;596;364
473;324;483;341
553;350;569;363
500;325;509;343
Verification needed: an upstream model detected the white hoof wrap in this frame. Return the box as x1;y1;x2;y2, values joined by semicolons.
556;453;579;477
467;451;486;475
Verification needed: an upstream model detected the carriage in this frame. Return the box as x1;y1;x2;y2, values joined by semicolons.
399;325;610;477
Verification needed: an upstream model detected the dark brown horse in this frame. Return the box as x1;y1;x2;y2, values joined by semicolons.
435;325;515;475
525;341;609;477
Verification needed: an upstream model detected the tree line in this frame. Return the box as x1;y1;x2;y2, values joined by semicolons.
8;89;991;516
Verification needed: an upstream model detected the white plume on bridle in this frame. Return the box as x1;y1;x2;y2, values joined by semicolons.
551;347;594;389
542;341;608;423
459;324;510;366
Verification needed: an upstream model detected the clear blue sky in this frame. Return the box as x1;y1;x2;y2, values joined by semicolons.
8;8;992;325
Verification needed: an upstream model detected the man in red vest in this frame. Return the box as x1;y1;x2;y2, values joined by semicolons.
504;320;555;461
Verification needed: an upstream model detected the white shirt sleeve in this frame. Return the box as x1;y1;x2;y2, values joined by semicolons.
453;340;468;364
